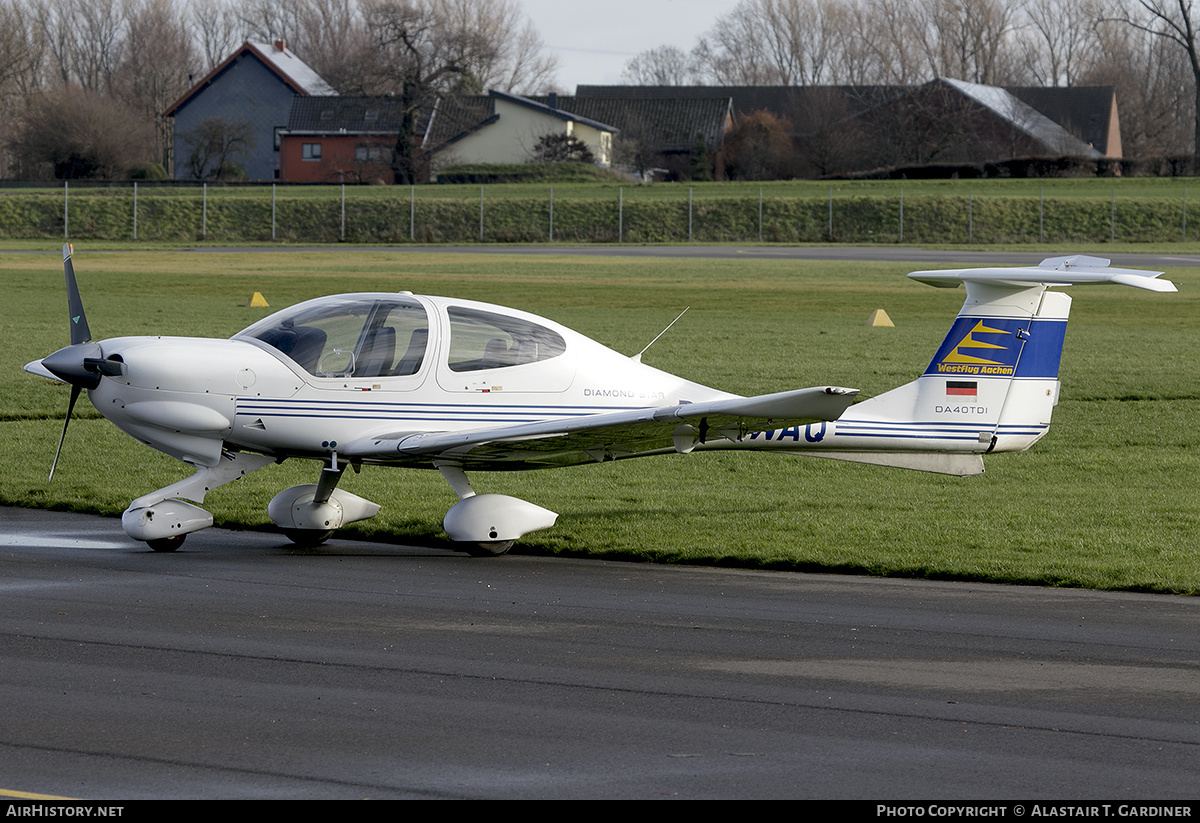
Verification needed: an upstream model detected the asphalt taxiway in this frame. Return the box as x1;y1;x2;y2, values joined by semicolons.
2;506;1197;799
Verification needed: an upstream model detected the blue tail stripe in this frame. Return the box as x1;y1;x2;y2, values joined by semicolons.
924;316;1066;380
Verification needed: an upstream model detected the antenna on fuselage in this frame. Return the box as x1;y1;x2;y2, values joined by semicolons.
633;307;689;363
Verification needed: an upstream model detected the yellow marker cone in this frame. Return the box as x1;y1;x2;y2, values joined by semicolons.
247;292;269;308
866;308;893;327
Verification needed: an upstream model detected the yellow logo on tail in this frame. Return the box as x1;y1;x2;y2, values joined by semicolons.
941;321;1011;366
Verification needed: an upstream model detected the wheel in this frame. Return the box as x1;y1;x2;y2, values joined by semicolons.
146;534;185;552
282;528;335;547
465;540;514;557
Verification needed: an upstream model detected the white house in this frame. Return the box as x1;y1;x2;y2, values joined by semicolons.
427;90;617;169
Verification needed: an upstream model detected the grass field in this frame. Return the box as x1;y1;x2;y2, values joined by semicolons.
3;245;1197;593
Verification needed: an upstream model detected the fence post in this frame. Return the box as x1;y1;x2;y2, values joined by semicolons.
618;187;623;243
63;181;68;239
1184;185;1188;241
1111;186;1115;242
828;187;833;241
1039;187;1044;243
968;186;973;244
479;185;484;242
409;185;415;241
340;183;345;242
132;182;137;241
549;186;554;242
899;187;904;243
202;183;207;239
271;183;276;241
758;187;763;242
688;187;693;243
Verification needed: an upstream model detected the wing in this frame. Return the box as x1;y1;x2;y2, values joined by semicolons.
342;385;859;469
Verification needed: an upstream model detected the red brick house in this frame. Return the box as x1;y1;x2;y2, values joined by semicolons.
279;97;403;183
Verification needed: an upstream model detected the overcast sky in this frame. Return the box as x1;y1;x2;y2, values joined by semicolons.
517;0;737;91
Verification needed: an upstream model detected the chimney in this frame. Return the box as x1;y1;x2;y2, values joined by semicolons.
275;40;286;52
548;92;557;109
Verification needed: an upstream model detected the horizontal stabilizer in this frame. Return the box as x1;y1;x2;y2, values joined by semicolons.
908;256;1176;292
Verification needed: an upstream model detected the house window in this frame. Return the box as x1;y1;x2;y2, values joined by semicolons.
302;143;322;161
355;145;390;162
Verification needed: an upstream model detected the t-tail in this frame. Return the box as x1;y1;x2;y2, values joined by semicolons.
798;256;1176;476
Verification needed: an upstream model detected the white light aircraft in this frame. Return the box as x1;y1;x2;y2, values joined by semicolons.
25;245;1175;554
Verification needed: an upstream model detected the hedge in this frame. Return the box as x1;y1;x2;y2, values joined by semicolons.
0;189;1195;245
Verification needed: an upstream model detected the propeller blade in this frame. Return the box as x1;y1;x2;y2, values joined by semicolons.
49;383;81;481
64;243;91;346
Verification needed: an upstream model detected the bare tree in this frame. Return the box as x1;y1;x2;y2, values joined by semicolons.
75;0;125;91
232;0;304;46
357;0;558;181
612;115;665;178
13;83;157;178
908;0;1021;84
181;116;255;179
796;88;864;175
623;45;698;85
115;0;199;170
288;0;380;93
1086;9;1193;157
692;0;789;84
1109;0;1200;155
435;0;557;94
187;0;246;72
0;0;43;96
693;0;848;84
1014;0;1105;86
363;0;475;183
842;0;926;84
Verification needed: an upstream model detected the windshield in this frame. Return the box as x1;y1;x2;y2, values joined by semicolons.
237;295;430;378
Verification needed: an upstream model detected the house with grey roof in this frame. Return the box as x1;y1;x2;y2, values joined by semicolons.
163;41;337;181
425;90;620;170
531;94;733;177
576;81;1119;178
1005;86;1121;157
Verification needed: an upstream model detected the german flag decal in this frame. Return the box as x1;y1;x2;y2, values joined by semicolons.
946;381;978;397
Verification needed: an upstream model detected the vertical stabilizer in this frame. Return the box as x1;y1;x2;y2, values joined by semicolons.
819;257;1173;468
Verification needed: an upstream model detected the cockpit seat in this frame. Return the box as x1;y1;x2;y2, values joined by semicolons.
392;328;428;376
355;327;396;377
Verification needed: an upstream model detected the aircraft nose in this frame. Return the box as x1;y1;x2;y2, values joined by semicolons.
40;342;122;390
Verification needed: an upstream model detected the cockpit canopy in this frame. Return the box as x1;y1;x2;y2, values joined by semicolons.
235;294;569;380
236;295;430;378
